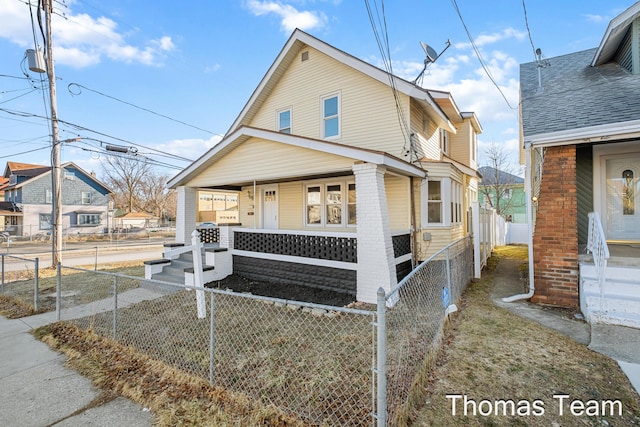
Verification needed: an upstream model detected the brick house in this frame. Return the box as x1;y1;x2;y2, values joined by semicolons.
520;2;640;327
1;161;112;237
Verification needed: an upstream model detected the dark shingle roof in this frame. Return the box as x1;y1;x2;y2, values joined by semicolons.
520;48;640;138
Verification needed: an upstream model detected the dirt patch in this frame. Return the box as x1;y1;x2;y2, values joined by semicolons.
207;274;356;308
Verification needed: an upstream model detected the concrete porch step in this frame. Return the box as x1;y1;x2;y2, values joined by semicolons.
579;263;640;329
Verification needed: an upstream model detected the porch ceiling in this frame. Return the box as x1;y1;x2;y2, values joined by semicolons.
170;126;425;189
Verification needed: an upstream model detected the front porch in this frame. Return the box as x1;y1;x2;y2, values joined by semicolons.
579;241;640;329
147;225;413;303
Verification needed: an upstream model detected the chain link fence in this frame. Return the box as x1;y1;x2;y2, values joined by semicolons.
0;253;40;312
57;267;376;426
53;235;474;426
384;236;473;425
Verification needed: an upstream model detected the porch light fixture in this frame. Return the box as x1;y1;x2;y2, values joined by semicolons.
247;190;253;200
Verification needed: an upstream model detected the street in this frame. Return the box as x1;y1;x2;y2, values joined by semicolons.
0;236;170;271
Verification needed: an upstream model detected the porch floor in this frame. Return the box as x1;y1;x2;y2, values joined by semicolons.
579;243;640;267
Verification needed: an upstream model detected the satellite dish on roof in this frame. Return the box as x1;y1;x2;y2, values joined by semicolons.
413;39;452;85
421;42;438;63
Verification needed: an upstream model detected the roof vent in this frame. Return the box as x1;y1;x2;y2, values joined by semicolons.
301;51;309;62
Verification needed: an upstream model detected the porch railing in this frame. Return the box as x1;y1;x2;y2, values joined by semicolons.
586;212;610;302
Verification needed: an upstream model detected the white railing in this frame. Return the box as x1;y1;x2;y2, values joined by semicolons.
586;212;610;303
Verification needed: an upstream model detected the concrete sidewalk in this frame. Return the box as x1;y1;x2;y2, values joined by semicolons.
492;256;640;395
0;287;165;427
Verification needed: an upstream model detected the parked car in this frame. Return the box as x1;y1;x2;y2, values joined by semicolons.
0;231;9;243
197;222;218;228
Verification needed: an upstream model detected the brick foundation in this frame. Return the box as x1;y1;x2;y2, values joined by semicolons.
532;145;579;308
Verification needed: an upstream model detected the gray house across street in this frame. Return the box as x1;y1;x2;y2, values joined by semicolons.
1;161;112;237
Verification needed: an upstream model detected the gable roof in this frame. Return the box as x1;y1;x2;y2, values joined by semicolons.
2;162;112;194
227;29;459;135
4;162;50;179
592;1;640;67
478;166;524;185
521;2;640;147
168;126;426;188
116;211;157;219
521;49;640;146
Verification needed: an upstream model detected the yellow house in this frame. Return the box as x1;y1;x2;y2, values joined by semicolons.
169;30;481;303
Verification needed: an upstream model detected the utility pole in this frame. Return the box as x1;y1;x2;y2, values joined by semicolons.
43;0;62;267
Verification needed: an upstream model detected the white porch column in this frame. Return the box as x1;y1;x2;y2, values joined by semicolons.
352;162;397;304
176;186;197;244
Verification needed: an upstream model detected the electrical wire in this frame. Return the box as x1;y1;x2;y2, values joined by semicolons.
0;106;195;164
521;0;539;63
67;83;221;137
363;0;413;160
449;0;517;111
0;146;49;159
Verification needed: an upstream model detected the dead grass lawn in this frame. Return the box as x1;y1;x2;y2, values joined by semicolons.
412;246;640;426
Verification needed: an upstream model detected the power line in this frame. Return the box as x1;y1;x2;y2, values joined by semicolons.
449;0;517;111
363;0;413;160
521;0;538;62
0;146;49;159
67;82;222;137
0;106;195;163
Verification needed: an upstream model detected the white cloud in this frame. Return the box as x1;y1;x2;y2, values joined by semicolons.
454;27;526;50
583;14;606;24
155;135;223;162
0;3;174;68
246;1;327;32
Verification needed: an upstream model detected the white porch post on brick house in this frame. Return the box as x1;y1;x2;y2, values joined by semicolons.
352;162;397;304
176;186;197;244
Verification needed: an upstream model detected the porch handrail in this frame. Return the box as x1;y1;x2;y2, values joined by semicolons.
586;212;609;303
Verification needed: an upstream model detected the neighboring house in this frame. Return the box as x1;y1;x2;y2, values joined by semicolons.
520;2;640;327
478;166;526;223
0;176;12;231
114;211;159;230
1;161;112;236
197;191;239;224
169;29;482;304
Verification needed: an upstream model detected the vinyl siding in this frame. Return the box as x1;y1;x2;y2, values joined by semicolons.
279;181;303;229
187;138;355;188
415;227;465;261
576;144;593;245
450;121;472;166
409;99;440;161
385;174;410;230
249;46;408;155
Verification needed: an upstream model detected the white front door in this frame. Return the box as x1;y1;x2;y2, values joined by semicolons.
262;186;278;229
604;154;640;240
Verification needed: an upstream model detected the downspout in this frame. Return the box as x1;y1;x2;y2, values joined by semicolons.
502;142;535;302
410;176;418;267
253;180;257;229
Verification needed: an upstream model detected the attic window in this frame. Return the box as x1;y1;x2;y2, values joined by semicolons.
8;174;16;185
301;51;309;62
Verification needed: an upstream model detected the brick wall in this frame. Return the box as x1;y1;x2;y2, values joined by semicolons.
532;145;579;307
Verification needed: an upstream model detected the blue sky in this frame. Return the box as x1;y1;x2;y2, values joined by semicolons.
0;0;634;179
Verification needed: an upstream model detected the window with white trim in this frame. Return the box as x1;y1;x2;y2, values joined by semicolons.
451;181;462;224
78;213;101;226
39;214;52;230
277;108;291;134
45;189;52;204
427;180;442;224
471;132;477;162
440;129;449;156
321;93;340;138
305;180;355;227
81;191;92;205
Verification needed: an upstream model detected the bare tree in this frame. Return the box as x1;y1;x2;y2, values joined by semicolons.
139;171;177;222
479;143;524;219
101;155;152;213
